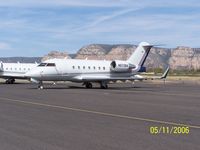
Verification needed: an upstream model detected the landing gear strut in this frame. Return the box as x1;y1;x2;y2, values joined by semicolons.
83;82;93;88
100;81;108;89
38;81;44;89
5;78;15;84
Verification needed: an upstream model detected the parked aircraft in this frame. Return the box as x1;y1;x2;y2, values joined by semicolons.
0;62;38;84
25;42;155;89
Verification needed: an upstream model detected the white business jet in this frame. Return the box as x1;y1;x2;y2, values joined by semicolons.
0;62;38;84
25;42;154;89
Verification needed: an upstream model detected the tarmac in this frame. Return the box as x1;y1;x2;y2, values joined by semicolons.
0;81;199;150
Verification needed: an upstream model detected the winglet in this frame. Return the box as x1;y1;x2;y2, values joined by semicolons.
160;66;170;79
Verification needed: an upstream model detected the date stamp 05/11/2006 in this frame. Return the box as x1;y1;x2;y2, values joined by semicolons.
149;126;190;135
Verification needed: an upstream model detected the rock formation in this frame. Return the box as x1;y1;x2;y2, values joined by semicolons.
75;44;170;69
169;47;200;70
42;51;71;62
3;44;200;71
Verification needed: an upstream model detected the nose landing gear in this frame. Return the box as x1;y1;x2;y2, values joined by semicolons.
83;82;93;88
38;81;44;89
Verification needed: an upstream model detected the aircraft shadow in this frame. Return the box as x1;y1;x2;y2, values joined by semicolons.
27;85;167;92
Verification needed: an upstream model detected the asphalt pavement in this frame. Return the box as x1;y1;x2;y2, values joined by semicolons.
0;81;199;150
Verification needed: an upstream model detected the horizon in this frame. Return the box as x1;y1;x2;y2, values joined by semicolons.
0;0;200;57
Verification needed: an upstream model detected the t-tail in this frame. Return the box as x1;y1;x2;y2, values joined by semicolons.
127;42;153;71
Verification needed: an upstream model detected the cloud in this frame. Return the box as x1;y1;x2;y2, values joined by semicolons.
0;0;133;8
70;7;142;33
0;0;200;56
0;0;200;8
0;42;12;50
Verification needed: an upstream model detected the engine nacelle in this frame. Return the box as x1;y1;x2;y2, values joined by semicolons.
110;60;135;73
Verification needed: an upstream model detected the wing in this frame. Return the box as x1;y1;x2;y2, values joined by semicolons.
72;74;143;82
72;66;169;82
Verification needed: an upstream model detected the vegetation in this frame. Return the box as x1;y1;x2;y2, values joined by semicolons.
147;68;200;76
169;69;200;76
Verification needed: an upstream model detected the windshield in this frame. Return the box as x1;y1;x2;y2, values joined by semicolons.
38;63;56;67
38;63;47;67
47;63;56;67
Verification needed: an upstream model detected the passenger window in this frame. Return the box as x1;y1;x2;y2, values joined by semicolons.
78;66;80;69
93;66;95;70
98;67;101;70
83;66;85;69
72;66;75;69
103;67;105;70
88;66;91;69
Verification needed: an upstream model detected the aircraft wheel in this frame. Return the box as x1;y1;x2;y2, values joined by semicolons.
38;85;44;89
86;82;92;88
38;82;44;89
5;78;15;84
10;79;15;84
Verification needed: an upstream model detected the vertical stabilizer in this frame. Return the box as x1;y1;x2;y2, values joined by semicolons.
127;42;153;67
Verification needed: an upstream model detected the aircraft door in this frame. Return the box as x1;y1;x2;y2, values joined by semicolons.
0;62;3;71
55;63;63;76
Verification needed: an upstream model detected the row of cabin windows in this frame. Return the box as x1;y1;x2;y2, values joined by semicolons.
5;68;31;71
72;66;106;70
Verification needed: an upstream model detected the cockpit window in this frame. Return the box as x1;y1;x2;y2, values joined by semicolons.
38;63;47;67
47;63;56;67
38;63;56;67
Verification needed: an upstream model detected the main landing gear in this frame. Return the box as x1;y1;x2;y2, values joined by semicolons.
83;81;108;89
83;82;93;88
5;78;15;84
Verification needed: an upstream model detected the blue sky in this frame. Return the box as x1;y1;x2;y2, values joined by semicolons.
0;0;200;57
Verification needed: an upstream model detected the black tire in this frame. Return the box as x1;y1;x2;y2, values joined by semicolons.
86;83;92;88
5;79;15;84
38;85;44;89
10;79;15;84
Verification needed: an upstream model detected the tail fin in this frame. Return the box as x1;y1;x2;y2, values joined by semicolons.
127;42;153;67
